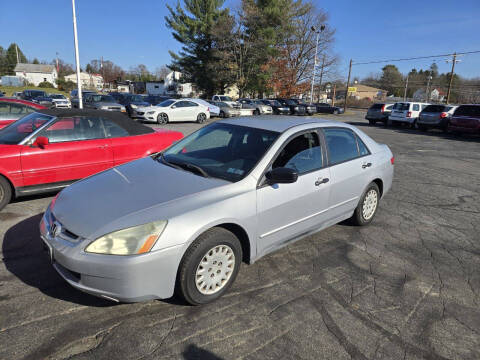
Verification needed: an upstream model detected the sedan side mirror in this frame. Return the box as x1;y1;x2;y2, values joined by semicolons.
265;167;298;184
171;105;176;109
33;136;49;148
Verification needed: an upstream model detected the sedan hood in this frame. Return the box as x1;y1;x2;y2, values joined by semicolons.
53;157;228;239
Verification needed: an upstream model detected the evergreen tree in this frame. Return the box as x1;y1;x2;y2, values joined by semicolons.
5;43;27;74
165;0;233;97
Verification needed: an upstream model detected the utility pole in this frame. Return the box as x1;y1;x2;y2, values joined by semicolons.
56;52;59;73
71;0;83;109
403;75;409;101
332;84;336;107
344;59;352;112
446;53;457;104
15;44;19;63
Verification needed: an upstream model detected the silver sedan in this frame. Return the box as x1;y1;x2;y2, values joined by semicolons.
40;117;394;305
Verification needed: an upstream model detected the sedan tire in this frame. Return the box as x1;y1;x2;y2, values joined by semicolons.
0;176;12;212
197;113;207;124
157;113;169;125
351;182;380;226
177;227;242;305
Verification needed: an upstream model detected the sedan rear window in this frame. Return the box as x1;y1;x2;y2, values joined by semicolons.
370;104;384;110
454;105;480;117
422;105;447;113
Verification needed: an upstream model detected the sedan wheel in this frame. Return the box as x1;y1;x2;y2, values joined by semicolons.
197;113;207;123
351;182;380;226
195;245;235;295
333;109;339;115
177;227;242;305
157;113;169;124
0;176;12;212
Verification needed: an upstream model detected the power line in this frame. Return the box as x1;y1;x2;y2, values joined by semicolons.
352;50;480;66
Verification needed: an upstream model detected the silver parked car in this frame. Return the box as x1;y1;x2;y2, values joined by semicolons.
210;101;241;118
40;117;394;305
83;94;126;112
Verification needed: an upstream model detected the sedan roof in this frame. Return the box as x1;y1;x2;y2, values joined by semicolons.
219;116;344;132
37;109;154;136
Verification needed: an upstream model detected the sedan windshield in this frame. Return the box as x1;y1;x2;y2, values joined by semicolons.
162;123;280;182
91;95;116;103
219;96;232;102
49;94;66;99
0;112;54;144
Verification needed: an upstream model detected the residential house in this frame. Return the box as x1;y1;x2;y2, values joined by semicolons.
14;63;58;87
413;88;446;102
146;81;165;95
64;72;104;90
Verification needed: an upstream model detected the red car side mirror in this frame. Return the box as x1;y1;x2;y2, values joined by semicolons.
34;136;49;148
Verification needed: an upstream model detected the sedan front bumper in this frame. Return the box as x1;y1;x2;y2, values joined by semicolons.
40;213;183;302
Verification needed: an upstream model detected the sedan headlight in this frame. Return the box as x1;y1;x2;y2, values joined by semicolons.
85;220;167;255
130;104;137;109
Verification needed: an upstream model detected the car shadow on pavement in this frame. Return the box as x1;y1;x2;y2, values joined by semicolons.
347;121;480;143
2;213;115;307
182;344;224;360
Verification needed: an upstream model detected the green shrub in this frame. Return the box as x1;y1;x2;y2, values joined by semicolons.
37;81;54;88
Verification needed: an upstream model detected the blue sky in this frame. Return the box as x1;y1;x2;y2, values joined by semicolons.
1;0;479;79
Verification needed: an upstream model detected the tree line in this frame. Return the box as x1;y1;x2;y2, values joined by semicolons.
361;63;480;103
165;0;338;98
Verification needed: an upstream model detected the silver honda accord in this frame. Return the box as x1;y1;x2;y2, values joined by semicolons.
40;117;394;305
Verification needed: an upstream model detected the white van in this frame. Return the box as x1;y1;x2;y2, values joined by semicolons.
388;102;430;128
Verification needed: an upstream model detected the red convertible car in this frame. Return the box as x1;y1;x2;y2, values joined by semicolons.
0;98;46;129
0;109;183;210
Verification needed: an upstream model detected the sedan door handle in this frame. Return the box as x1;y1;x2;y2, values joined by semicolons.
315;178;329;186
362;163;372;169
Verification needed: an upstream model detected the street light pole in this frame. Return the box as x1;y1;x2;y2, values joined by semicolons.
310;28;320;103
425;75;432;102
71;0;83;109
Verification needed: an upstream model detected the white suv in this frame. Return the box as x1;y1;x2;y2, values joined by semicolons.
388;102;430;128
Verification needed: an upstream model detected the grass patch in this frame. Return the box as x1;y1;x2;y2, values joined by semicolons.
0;86;69;97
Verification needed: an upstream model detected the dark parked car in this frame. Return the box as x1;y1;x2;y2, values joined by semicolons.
289;99;316;115
365;103;393;125
275;98;306;115
21;89;47;102
143;95;170;106
417;104;457;132
114;94;150;118
70;90;97;108
448;105;480;134
316;103;345;115
260;99;290;115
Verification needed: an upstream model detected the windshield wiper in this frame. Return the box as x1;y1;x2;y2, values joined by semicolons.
174;162;210;178
158;154;210;178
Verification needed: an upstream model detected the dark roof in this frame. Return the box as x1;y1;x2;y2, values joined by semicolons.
37;109;154;136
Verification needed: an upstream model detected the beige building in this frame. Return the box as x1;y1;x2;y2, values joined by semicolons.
347;84;387;100
14;63;58;88
65;72;104;90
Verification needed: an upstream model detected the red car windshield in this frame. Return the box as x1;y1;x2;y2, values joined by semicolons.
0;112;54;144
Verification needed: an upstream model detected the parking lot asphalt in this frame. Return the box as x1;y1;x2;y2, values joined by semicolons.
1;111;479;360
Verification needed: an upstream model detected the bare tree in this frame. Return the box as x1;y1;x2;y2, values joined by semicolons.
155;66;170;81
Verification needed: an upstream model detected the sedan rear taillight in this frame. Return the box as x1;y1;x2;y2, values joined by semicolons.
390;157;395;165
440;112;447;118
381;105;385;112
406;111;412;118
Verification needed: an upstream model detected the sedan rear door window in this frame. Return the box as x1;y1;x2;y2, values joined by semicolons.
324;128;361;165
